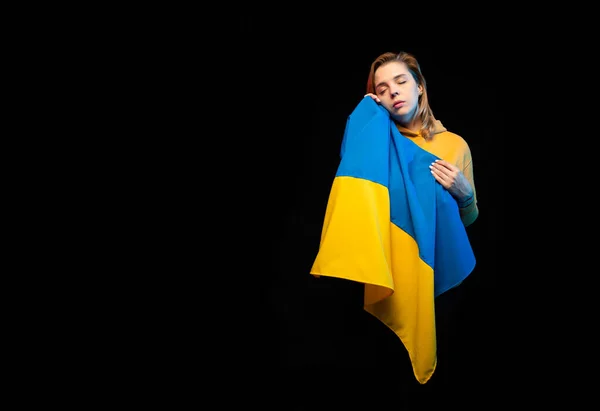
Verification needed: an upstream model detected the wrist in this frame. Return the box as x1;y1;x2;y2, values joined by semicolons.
457;193;474;208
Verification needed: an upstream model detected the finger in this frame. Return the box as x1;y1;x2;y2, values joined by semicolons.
430;166;451;187
430;161;453;179
364;93;380;103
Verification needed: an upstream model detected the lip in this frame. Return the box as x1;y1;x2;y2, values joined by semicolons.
393;101;405;109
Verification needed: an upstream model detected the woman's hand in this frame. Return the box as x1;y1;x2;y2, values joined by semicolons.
429;159;473;205
364;93;381;103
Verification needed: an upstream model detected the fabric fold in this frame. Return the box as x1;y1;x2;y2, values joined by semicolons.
310;97;476;384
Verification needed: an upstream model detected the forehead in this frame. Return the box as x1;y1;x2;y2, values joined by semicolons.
374;61;410;84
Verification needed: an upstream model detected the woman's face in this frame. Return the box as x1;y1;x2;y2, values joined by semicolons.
373;61;422;125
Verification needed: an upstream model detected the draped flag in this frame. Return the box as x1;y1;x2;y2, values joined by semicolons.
310;97;476;384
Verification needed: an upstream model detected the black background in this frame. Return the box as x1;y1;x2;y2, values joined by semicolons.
127;19;510;409
229;22;507;407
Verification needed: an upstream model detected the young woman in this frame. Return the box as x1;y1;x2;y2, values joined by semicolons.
365;51;478;227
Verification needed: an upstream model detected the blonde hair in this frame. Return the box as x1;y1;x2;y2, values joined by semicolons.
366;51;436;140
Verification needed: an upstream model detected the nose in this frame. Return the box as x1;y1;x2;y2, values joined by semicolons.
391;90;399;97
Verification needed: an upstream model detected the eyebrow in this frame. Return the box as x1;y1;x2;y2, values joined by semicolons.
375;74;407;90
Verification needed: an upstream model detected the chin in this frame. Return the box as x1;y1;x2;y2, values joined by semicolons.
391;113;405;123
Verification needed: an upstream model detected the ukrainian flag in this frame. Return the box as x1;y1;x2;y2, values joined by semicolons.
310;96;476;384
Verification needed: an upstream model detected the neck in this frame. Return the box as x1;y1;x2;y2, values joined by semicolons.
397;116;422;133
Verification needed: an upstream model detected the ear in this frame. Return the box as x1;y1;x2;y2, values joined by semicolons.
418;85;423;95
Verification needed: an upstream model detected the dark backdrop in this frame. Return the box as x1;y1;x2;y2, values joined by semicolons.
132;21;507;408
252;41;506;406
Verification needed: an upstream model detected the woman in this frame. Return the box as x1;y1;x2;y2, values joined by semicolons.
310;50;479;387
365;51;478;227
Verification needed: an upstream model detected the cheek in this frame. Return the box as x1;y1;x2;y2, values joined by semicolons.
382;99;395;110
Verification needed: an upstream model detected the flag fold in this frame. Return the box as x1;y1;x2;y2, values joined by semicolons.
310;96;476;384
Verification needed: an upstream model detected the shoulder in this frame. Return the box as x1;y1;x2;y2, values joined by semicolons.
438;130;470;150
